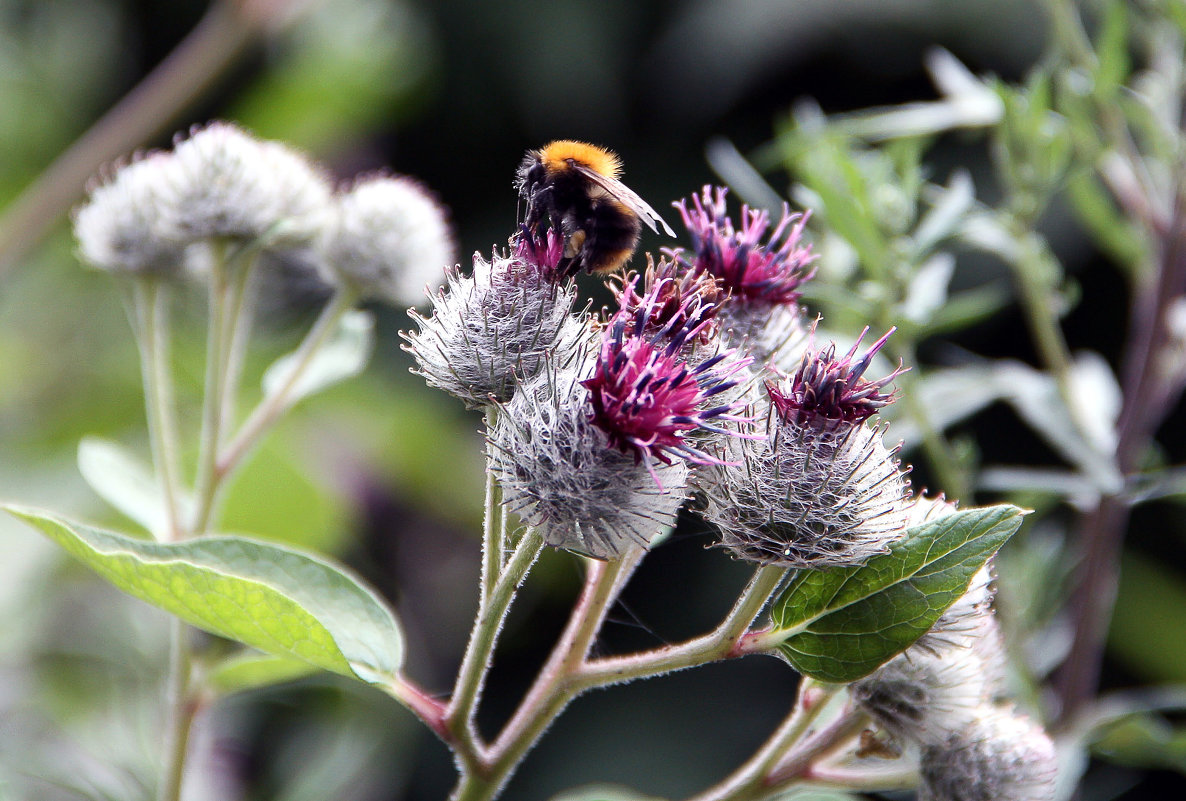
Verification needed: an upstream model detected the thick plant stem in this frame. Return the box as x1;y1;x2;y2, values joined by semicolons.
132;278;184;541
191;244;232;535
446;528;546;762
452;550;643;801
480;407;505;606
158;618;196;801
574;563;786;689
1057;201;1186;722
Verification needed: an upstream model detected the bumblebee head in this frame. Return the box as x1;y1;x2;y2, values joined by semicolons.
515;150;547;199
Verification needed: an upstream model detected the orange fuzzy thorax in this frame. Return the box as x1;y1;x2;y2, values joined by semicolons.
538;140;621;179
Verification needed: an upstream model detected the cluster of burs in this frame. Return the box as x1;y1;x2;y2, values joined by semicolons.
404;140;1059;801
77;129;1056;800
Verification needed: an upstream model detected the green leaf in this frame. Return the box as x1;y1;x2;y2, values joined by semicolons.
262;310;374;407
5;505;403;685
768;505;1025;683
207;652;321;695
77;436;193;536
1094;0;1130;102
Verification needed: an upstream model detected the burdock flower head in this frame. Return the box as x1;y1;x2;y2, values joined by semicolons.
402;232;589;408
491;309;751;560
320;174;456;306
698;327;911;567
674;186;816;368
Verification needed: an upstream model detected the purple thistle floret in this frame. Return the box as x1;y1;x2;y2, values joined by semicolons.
512;225;567;280
675;186;816;307
582;312;750;481
769;327;906;424
610;256;725;344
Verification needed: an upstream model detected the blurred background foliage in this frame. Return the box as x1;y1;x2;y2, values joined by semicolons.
2;0;1185;799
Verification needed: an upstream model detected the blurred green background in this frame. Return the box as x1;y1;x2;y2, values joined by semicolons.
2;1;1184;799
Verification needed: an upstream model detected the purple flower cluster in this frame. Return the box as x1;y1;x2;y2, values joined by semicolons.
583;303;750;482
675;186;816;307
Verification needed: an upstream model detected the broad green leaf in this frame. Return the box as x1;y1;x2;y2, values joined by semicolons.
208;652;320;695
77;436;193;536
5;506;403;685
769;505;1025;683
262;310;374;407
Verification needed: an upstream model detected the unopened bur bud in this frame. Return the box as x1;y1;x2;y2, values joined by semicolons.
74;152;186;276
402;248;589;407
168;122;333;249
699;328;910;567
919;708;1057;801
321;174;456;306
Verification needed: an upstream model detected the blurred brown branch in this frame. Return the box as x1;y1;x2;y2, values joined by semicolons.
0;0;306;277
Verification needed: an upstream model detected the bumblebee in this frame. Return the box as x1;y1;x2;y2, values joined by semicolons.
515;140;675;275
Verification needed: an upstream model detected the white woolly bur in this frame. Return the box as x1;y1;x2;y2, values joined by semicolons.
402;252;590;407
74;152;186;275
167;122;333;248
698;409;911;568
491;365;690;560
321;175;456;306
919;707;1057;801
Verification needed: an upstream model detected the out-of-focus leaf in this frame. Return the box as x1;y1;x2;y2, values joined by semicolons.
1109;553;1186;683
826;50;1001;141
1064;171;1145;270
979;466;1101;509
1094;0;1131;102
995;357;1123;493
77;436;193;537
890;365;1002;448
705;136;786;214
1092;714;1186;772
769;505;1025;683
913;170;976;257
262;310;374;407
207;652;320;695
925;284;1012;335
5;506;404;685
900;253;954;324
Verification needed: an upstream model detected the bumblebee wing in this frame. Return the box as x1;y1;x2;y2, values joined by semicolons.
574;164;676;237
